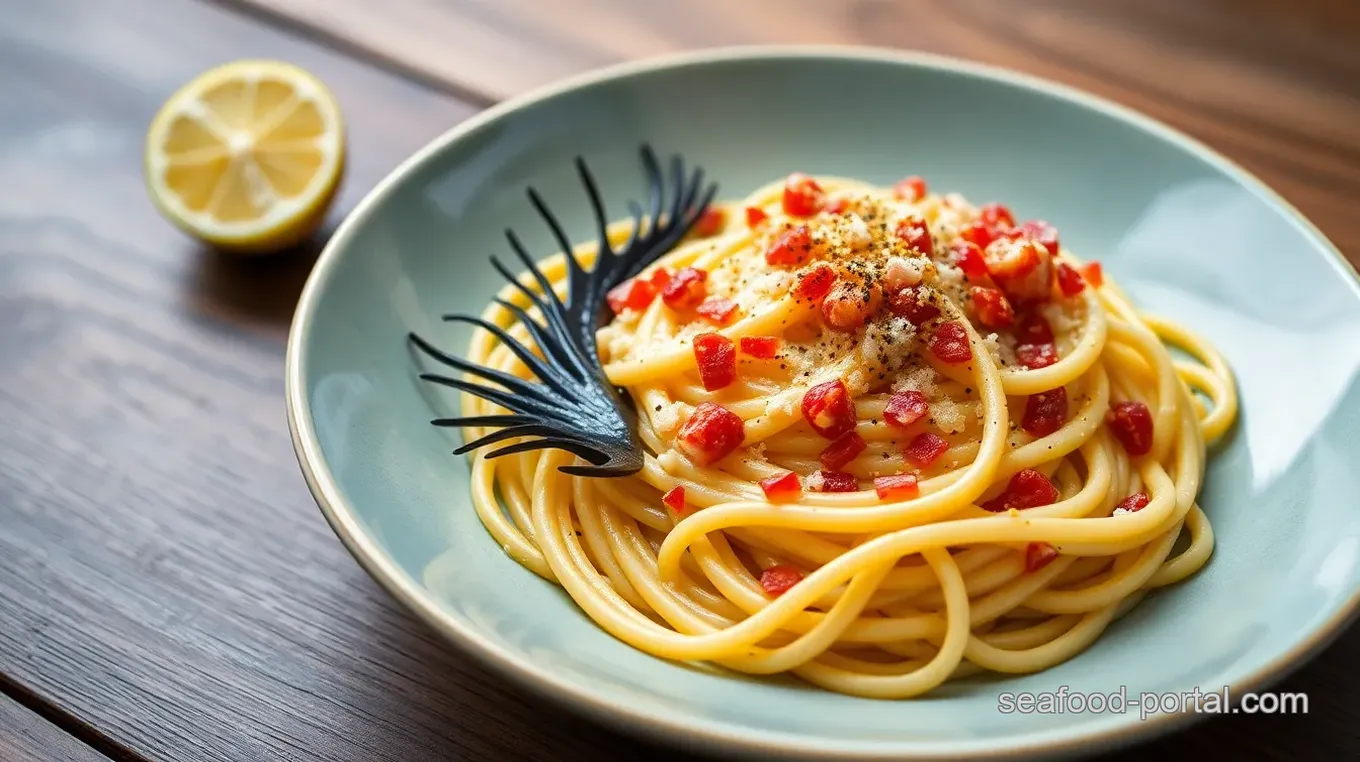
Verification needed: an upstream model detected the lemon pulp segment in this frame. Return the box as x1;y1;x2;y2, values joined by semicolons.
144;60;344;253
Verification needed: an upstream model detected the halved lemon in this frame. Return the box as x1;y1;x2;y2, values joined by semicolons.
145;60;345;254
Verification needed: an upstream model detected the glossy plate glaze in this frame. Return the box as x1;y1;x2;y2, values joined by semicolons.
286;46;1360;761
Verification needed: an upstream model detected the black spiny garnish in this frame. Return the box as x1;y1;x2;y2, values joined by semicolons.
409;145;718;477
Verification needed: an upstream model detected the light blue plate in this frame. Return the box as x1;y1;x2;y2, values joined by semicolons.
286;46;1360;761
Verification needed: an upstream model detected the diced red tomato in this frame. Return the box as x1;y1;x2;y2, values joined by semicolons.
662;486;686;512
1025;542;1059;572
820;431;867;470
884;390;930;428
888;286;942;325
739;336;780;359
694;206;725;237
1022;387;1068;437
1008;469;1060;508
969;286;1015;329
745;206;769;228
812;470;859;492
696;297;739;325
606;277;658;315
1055;262;1086;297
693;333;737;391
1015;312;1054;345
801;379;856;439
979;203;1016;231
677;402;745;465
948;240;989;281
983;237;1053;302
1081;261;1104;288
759;472;802;502
873;474;920;501
766;224;814;266
1113;492;1150;515
1016;342;1059;370
892;175;927;202
894;215;934;257
782;172;825;216
649;268;672;290
903;432;949;468
760;564;803;595
1108;400;1154;457
928;320;973;364
959;221;995;250
794;264;836;302
980;468;1060;512
1115;489;1147;514
661;266;708;309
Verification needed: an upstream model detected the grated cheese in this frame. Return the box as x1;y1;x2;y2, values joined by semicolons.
935;261;966;290
981;331;1000;359
892;365;941;397
993;330;1019;368
652;401;684;437
931;399;969;434
744;441;769;464
842;213;873;251
768;388;801;418
1041;300;1085;346
736;269;793;312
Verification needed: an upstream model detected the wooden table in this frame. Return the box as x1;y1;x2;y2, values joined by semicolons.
1;1;1356;759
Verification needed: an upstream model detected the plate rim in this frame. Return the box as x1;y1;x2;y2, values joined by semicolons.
284;43;1360;760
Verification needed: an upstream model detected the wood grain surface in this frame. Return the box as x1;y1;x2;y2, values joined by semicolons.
0;694;106;762
0;0;1357;760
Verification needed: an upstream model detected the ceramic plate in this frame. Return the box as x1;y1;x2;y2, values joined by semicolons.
286;46;1360;761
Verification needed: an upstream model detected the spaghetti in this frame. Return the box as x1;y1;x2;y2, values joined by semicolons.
455;172;1237;698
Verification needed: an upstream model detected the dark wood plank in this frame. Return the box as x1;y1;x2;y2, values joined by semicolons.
0;1;689;761
0;694;108;762
231;0;1360;257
